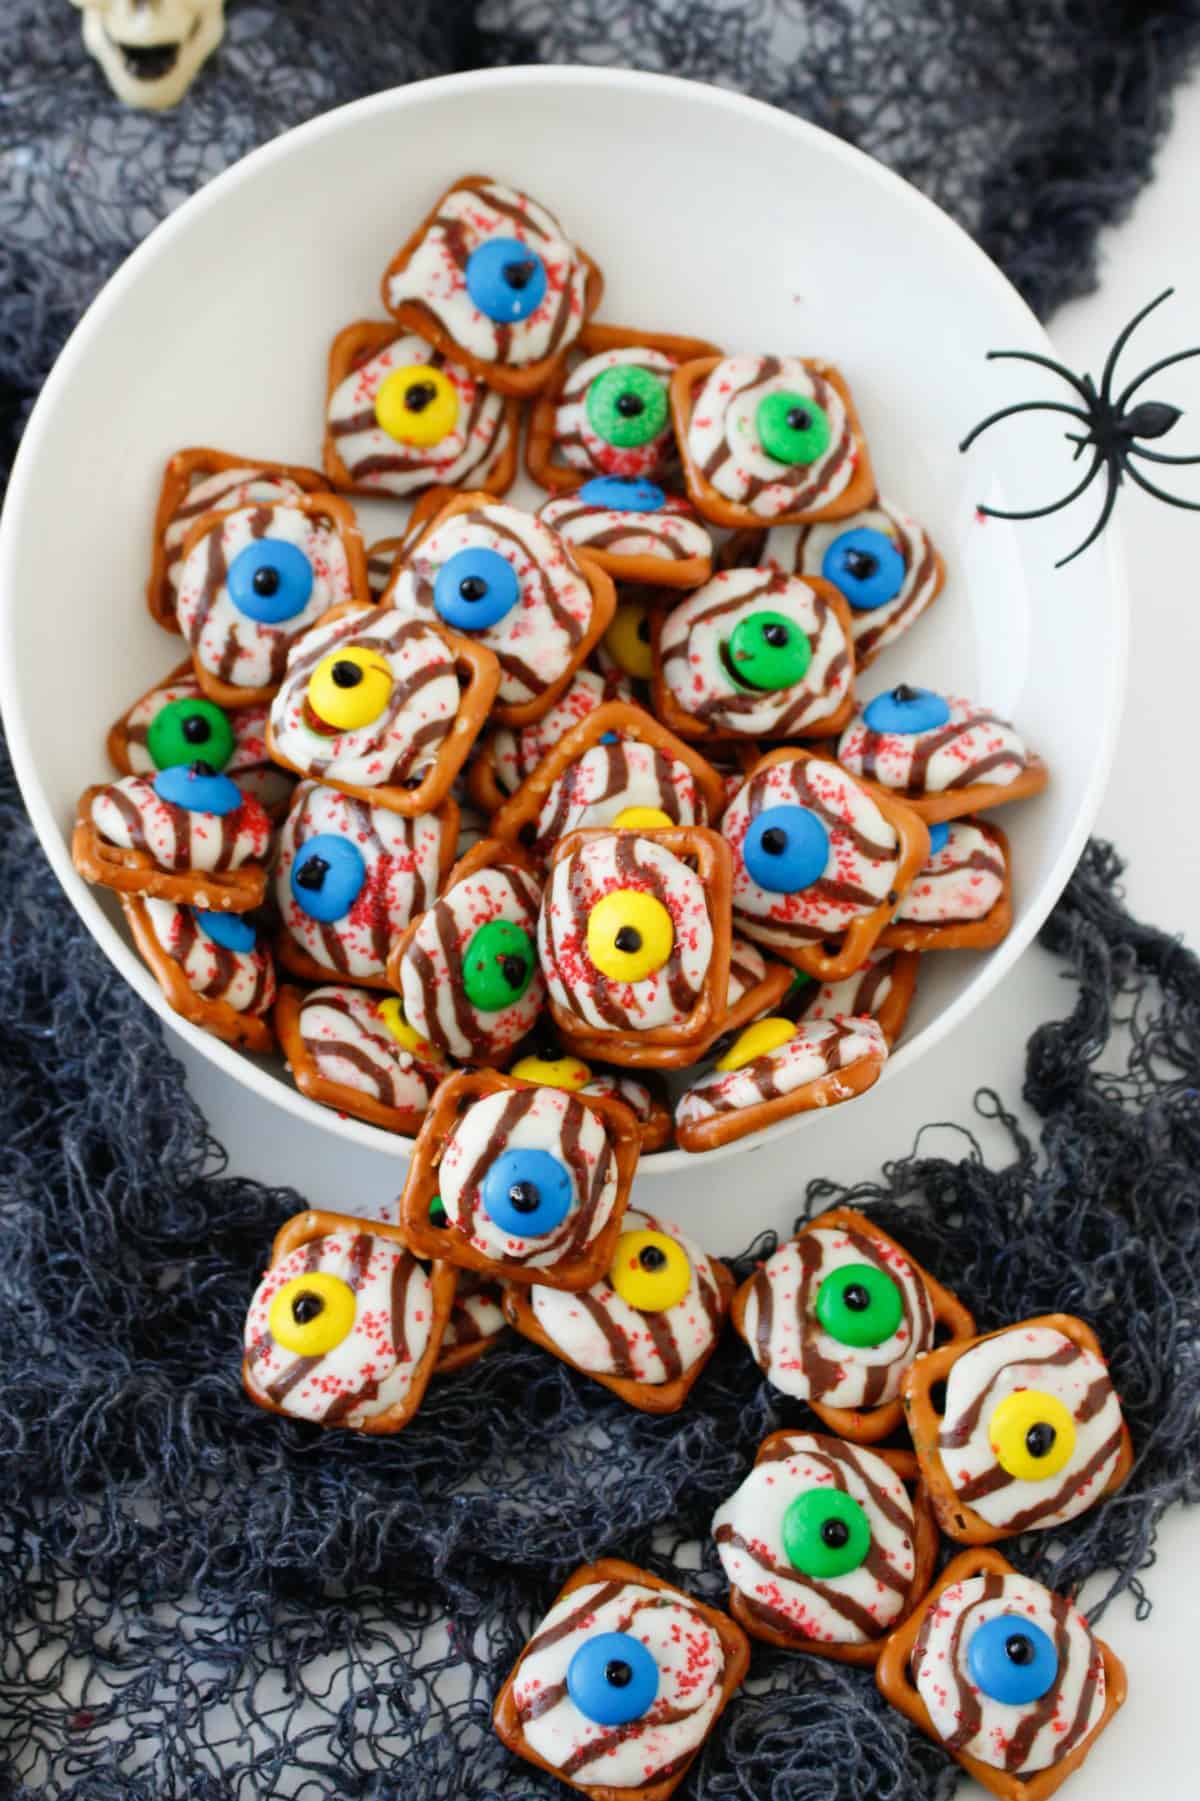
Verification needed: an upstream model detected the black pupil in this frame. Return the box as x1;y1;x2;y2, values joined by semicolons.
843;1282;871;1312
762;623;789;647
605;1659;633;1688
786;406;813;432
1006;1633;1035;1666
331;660;364;689
295;854;329;891
639;1246;667;1272
403;772;426;789
503;258;537;290
182;715;211;744
760;828;788;855
1025;1422;1056;1458
821;1518;850;1548
892;684;919;704
501;954;527;988
291;1292;323;1325
508;1181;540;1214
614;926;642;954
845;549;879;580
188;759;215;779
252;566;280;597
616;392;644;417
404;381;437;412
459;576;488;601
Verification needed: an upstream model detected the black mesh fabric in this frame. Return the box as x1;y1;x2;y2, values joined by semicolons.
2;4;1200;1796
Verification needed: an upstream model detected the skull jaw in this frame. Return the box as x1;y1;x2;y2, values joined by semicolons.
80;3;225;111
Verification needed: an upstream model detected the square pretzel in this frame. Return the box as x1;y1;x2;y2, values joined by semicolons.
673;1018;888;1154
72;784;269;913
492;1556;750;1801
790;946;921;1049
121;895;275;1055
398;1069;640;1291
273;982;447;1137
879;821;1013;952
875;1546;1128;1801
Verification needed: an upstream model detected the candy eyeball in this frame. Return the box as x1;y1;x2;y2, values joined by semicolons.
433;546;521;631
465;237;549;323
740;804;829;893
152;762;243;816
227;538;315;625
586;364;670;450
755;389;832;466
305;648;393;734
821;526;906;610
289;833;366;923
861;684;951;735
146;696;235;772
374;364;459;446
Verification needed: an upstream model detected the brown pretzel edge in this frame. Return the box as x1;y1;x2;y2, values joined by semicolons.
794;947;920;1050
900;1311;1135;1544
669;356;876;530
322;318;520;498
880;756;1050;826
273;983;437;1136
243;1208;456;1434
398;1069;639;1292
434;1283;509;1377
493;1556;750;1801
72;786;268;913
674;1030;886;1155
120;895;274;1053
879;821;1013;953
725;1436;938;1664
875;1545;1128;1801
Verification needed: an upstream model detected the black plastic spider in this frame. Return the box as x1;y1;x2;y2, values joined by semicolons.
959;288;1200;567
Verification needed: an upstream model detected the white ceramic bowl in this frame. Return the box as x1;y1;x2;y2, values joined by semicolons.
0;67;1125;1177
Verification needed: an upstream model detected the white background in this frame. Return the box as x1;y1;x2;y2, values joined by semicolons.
172;81;1200;1800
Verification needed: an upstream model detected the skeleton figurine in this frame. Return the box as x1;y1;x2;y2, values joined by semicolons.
71;0;224;110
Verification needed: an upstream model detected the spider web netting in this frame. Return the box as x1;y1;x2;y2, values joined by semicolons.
2;3;1200;1796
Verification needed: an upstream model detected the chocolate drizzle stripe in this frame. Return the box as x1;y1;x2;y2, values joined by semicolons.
455;1088;539;1238
522;1580;626;1658
574;1291;635;1378
939;1342;1082;1448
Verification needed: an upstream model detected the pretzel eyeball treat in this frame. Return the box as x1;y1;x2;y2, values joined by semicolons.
266;605;498;817
274;985;448;1135
502;1207;732;1411
881;817;1012;952
437;1270;508;1374
274;781;456;988
242;1211;454;1433
733;1208;976;1443
467;667;631;813
877;1548;1127;1801
146;446;326;631
107;661;294;817
493;1557;749;1799
537;826;733;1064
671;353;875;528
387;839;545;1067
676;1015;888;1153
789;945;920;1047
721;748;929;982
901;1315;1133;1544
712;1432;937;1662
174;492;369;707
837;686;1050;823
72;767;273;911
384;493;616;726
537;482;714;588
652;567;856;742
365;536;406;603
121;897;276;1053
381;176;602;396
399;1070;639;1290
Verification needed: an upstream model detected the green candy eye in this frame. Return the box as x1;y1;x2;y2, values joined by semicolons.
723;610;812;692
462;919;535;1011
756;390;832;466
146;696;236;772
782;1488;871;1578
586;365;669;449
815;1263;904;1347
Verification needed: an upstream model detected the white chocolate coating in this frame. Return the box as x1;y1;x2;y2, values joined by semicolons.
488;669;630;796
551;345;678;480
896;818;1005;924
385;179;589;368
438;1085;618;1270
539;491;712;566
678;1017;886;1126
726;935;773;1008
912;1572;1106;1774
938;1325;1126;1532
398;861;545;1063
119;672;294;813
442;1274;506;1351
658;567;852;735
712;1434;915;1644
767;499;940;663
163;466;305;598
578;1072;655;1122
514;1577;726;1785
798;947;899;1023
143;899;275;1014
838;695;1031;794
296;986;445;1117
91;774;272;873
738;1216;933;1408
243;1230;434;1427
687;355;856;519
532;740;708;858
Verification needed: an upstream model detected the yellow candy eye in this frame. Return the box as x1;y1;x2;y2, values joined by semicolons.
377;997;433;1058
612;806;673;830
307;647;392;732
988;1389;1077;1480
610;1229;692;1312
374;364;459;446
268;1272;356;1355
603;599;654;679
586;888;674;983
716;1017;796;1072
509;1054;592;1091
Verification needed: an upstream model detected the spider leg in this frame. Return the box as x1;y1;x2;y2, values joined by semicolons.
959;399;1091;454
1115;344;1200;413
976;450;1103;520
1127;444;1200;466
985;349;1096;404
1098;288;1175;404
1055;466;1122;568
1123;462;1200;512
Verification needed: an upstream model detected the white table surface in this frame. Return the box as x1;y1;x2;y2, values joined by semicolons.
171;78;1200;1800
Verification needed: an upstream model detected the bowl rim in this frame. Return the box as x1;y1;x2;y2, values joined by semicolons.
0;63;1129;1175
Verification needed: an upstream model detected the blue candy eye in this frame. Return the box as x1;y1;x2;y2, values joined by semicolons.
433;547;520;631
465;237;548;323
193;910;257;952
576;475;666;513
566;1632;659;1727
927;821;951;856
480;1147;572;1237
821;526;905;610
862;684;951;735
226;538;315;624
743;804;829;893
967;1616;1058;1705
153;763;243;816
289;833;366;922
